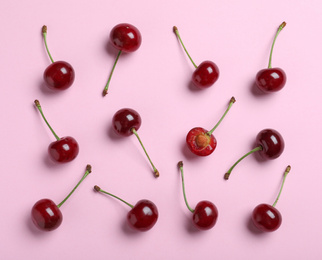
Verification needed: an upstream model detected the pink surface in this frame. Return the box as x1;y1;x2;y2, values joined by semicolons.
1;0;322;259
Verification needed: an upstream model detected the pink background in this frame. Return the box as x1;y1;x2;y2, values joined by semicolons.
1;0;322;259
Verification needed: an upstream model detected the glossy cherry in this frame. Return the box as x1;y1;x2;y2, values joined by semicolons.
34;100;79;163
42;25;75;90
186;97;236;156
31;165;92;231
173;26;219;89
224;128;284;180
112;108;159;177
103;23;142;96
178;161;218;230
94;185;158;232
255;22;287;93
252;165;291;232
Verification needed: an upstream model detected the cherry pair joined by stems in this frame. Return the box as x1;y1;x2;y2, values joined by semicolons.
186;96;236;156
178;161;218;230
224;129;284;180
31;164;92;231
255;22;287;93
102;23;142;96
173;26;219;89
112;108;159;177
252;165;291;232
34;100;79;163
94;185;158;232
42;25;75;91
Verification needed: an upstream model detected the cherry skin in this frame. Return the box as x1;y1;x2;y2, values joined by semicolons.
48;136;79;163
252;203;282;232
192;61;220;89
31;199;63;231
186;127;216;156
127;199;159;232
193;200;218;230
255;68;286;93
44;61;75;90
112;108;141;136
256;129;284;159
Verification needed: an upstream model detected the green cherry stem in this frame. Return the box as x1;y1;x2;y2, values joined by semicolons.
42;25;54;63
272;165;291;207
268;22;286;69
34;100;60;141
207;97;236;136
57;164;92;208
103;50;122;96
224;146;263;180
131;128;159;177
173;26;198;69
178;161;194;213
94;185;134;208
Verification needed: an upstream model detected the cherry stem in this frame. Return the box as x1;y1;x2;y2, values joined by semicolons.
268;22;286;69
173;26;198;69
272;165;291;207
94;185;134;208
57;165;92;208
131;128;159;177
224;146;263;180
42;25;54;63
178;161;195;213
34;100;60;141
103;50;122;96
207;97;236;136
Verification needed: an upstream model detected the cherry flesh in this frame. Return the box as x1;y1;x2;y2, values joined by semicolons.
42;26;75;91
34;100;79;163
112;108;159;177
173;26;219;89
94;185;158;232
224;128;284;180
103;23;142;96
186;97;236;156
255;22;287;93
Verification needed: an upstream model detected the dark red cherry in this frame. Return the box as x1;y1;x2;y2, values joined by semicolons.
48;136;79;163
112;108;141;136
256;129;284;160
31;199;63;231
44;61;75;90
193;200;218;230
252;204;282;232
192;61;219;89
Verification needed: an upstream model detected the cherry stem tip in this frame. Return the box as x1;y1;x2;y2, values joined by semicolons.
173;26;178;33
178;161;183;168
280;22;286;29
154;170;160;178
34;99;40;107
94;185;101;192
224;172;230;180
42;25;47;34
102;89;108;96
230;96;236;103
86;164;92;173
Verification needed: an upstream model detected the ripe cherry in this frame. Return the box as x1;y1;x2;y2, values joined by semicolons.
255;22;287;93
42;25;75;90
224;129;285;180
112;108;159;177
103;23;142;96
173;26;219;89
31;165;92;231
34;100;79;163
186;97;236;156
252;165;291;232
178;161;218;230
94;185;158;232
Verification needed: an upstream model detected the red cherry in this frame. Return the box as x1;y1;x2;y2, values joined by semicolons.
34;100;79;163
173;26;219;89
186;97;236;156
112;108;159;177
178;162;218;231
31;165;92;231
42;26;75;91
252;165;291;232
103;23;142;96
224;128;285;180
255;22;287;93
94;186;158;232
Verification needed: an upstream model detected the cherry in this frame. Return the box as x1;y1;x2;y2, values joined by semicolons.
186;97;236;156
224;129;284;180
255;22;287;93
31;165;92;231
173;26;219;89
252;165;291;232
94;185;158;232
112;108;159;177
34;100;79;163
42;25;75;90
103;23;142;96
178;161;218;230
